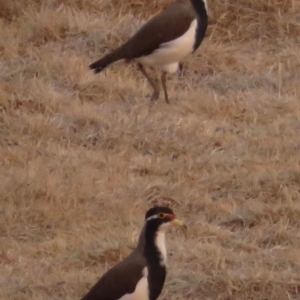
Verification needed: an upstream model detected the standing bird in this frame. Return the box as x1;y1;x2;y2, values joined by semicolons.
89;0;208;104
80;206;186;300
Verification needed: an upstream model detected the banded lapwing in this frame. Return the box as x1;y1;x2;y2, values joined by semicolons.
89;0;208;104
80;206;186;300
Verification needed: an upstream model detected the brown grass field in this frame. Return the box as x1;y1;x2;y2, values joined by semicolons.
1;0;300;299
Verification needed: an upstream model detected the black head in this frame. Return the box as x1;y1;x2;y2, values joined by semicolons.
145;206;175;221
144;206;185;232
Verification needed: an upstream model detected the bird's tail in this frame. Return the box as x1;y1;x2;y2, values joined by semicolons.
89;49;124;74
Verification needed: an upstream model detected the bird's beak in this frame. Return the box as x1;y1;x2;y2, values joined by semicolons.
171;218;188;239
171;218;185;227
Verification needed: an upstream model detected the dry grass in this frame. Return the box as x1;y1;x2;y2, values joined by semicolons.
1;0;300;299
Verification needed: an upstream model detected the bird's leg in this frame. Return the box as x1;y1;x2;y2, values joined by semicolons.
137;63;159;102
179;63;183;72
161;71;169;104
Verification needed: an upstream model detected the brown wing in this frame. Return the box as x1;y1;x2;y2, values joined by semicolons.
119;0;196;59
89;0;197;73
81;250;147;300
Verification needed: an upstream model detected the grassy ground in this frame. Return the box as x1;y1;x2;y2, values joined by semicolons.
1;0;300;299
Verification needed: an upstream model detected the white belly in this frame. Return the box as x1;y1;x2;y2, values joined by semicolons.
118;268;149;300
137;19;197;74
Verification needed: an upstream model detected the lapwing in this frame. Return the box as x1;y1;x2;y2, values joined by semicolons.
80;206;186;300
89;0;208;104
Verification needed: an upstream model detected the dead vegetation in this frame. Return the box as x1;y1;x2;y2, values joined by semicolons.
1;0;300;299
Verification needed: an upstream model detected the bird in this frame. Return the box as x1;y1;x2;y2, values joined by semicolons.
80;206;186;300
89;0;208;104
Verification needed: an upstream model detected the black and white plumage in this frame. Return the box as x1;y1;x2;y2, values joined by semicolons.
80;206;186;300
89;0;208;103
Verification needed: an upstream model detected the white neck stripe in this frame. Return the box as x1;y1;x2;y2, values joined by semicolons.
155;230;167;266
202;0;208;12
